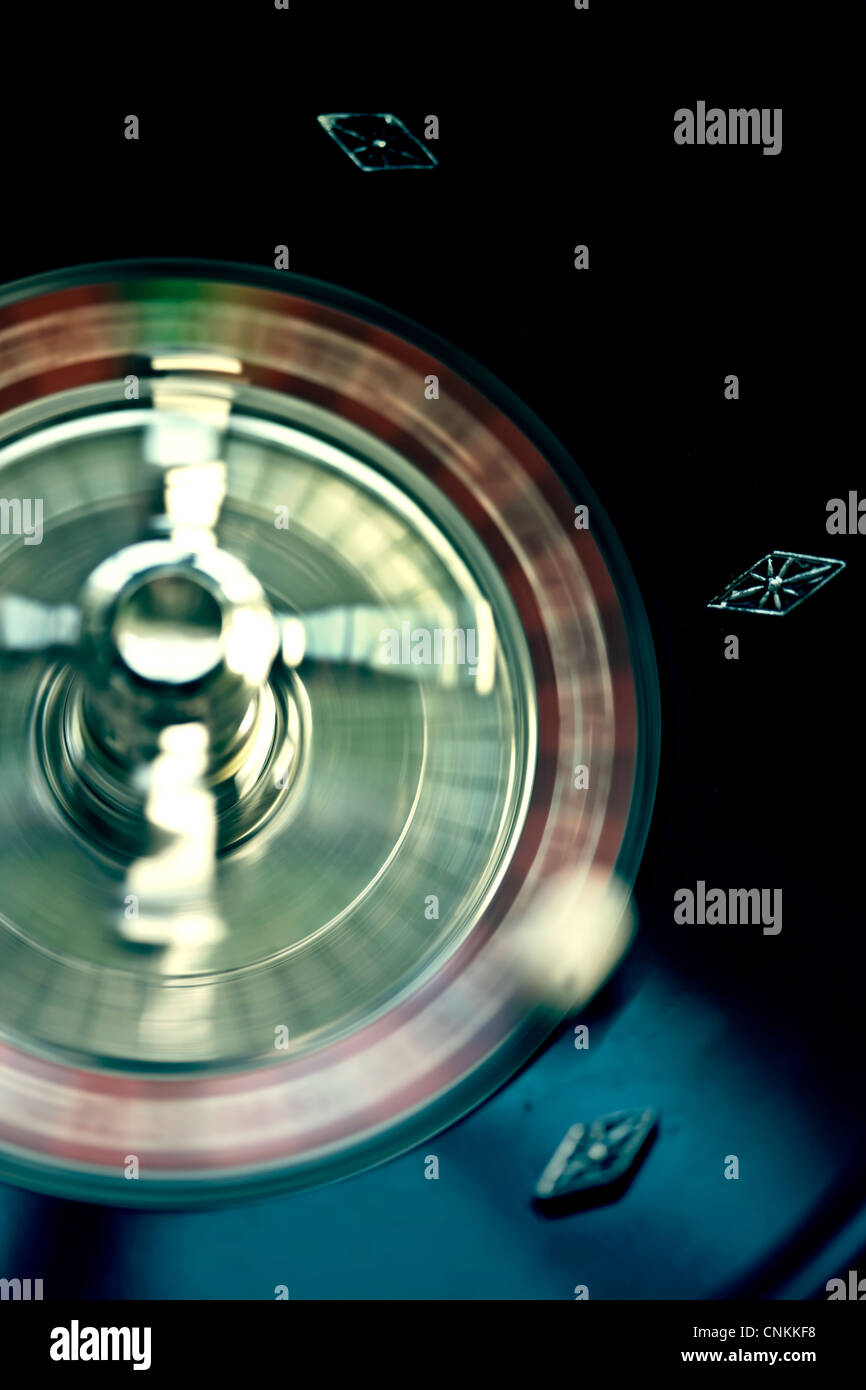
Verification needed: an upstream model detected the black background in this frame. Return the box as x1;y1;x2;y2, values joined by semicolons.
0;0;859;1300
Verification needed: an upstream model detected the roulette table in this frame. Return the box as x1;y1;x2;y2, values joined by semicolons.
0;25;861;1304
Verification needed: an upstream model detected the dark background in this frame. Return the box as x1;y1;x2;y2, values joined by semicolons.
0;2;860;1298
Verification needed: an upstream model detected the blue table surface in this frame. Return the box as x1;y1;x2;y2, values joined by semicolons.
0;955;851;1300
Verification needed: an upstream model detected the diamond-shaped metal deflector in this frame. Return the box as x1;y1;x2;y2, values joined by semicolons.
534;1107;658;1207
317;113;437;171
708;552;846;616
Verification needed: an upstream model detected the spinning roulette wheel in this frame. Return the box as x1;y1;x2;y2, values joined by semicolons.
0;261;659;1205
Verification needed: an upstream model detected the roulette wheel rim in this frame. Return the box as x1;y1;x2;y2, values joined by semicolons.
0;260;660;1204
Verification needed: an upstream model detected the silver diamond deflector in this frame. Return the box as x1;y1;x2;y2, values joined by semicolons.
534;1107;659;1208
708;552;845;616
317;113;437;171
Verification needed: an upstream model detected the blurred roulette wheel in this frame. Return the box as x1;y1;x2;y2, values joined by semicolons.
0;261;659;1204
